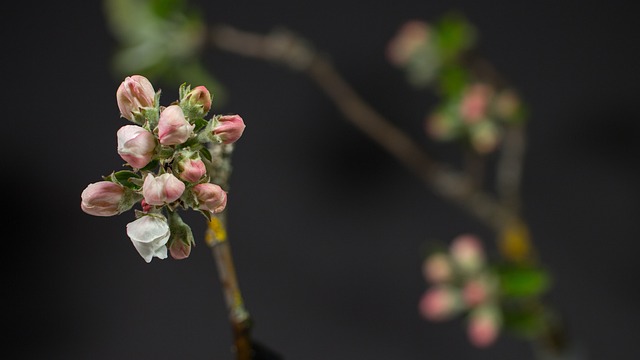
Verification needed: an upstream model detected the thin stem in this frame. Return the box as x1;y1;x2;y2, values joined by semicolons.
206;215;252;360
208;24;517;232
206;143;253;360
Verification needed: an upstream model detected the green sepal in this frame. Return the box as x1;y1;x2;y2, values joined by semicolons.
141;105;160;130
167;210;195;246
199;146;212;162
192;117;208;132
197;209;212;222
180;184;198;210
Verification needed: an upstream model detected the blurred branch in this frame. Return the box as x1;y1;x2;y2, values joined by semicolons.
208;24;520;232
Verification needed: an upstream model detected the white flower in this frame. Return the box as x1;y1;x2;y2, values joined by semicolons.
126;214;170;263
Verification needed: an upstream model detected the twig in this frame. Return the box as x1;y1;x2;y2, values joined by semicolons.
206;143;253;360
208;24;518;232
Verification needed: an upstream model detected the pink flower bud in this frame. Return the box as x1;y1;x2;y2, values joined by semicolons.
418;286;462;321
116;75;155;121
192;183;227;214
80;181;125;216
157;105;194;146
184;85;212;114
422;253;453;284
463;278;488;306
169;239;192;260
386;20;430;66
467;306;501;348
213;114;245;144
142;173;185;206
459;83;493;124
176;157;207;183
450;234;485;274
117;125;156;169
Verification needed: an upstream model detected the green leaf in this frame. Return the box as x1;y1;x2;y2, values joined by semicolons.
434;12;476;62
140;159;160;172
113;170;141;189
497;264;551;298
502;304;547;338
438;64;468;97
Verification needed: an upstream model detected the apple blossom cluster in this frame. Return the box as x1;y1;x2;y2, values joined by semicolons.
80;75;245;263
419;234;502;348
387;16;526;154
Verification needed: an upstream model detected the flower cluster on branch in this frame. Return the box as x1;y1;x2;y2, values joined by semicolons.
81;75;245;262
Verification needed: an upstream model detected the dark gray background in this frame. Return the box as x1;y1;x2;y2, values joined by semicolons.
4;1;639;359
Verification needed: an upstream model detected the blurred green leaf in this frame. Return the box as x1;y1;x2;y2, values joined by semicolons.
434;12;476;62
497;264;551;298
103;0;226;104
502;304;547;337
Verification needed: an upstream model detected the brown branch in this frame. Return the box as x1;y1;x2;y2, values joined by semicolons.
208;24;519;232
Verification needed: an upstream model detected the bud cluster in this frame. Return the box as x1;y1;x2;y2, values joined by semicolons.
387;16;526;155
419;234;502;348
81;75;246;263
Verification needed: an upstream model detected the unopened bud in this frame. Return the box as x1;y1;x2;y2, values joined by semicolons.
157;105;194;146
450;234;485;274
192;183;227;214
117;125;156;169
184;85;212;114
142;173;185;206
467;305;501;348
418;286;463;321
213;114;245;144
116;75;155;121
81;181;126;217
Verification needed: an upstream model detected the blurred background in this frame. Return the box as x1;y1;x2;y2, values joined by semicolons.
4;0;639;359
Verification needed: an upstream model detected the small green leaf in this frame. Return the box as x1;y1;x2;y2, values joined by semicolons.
497;264;551;298
502;305;547;338
140;159;160;172
434;12;476;62
113;170;141;189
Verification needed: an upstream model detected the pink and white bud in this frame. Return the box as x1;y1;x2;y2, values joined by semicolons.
157;105;194;146
142;173;185;206
176;157;207;183
126;214;170;263
192;183;227;214
169;239;192;260
386;20;430;66
213;114;245;144
463;278;489;307
422;253;453;284
459;83;494;124
117;125;156;169
418;286;463;322
81;181;125;217
450;234;486;274
116;75;156;121
184;85;212;114
467;306;501;348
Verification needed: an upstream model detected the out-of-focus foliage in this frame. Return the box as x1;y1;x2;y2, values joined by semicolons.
103;0;225;103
